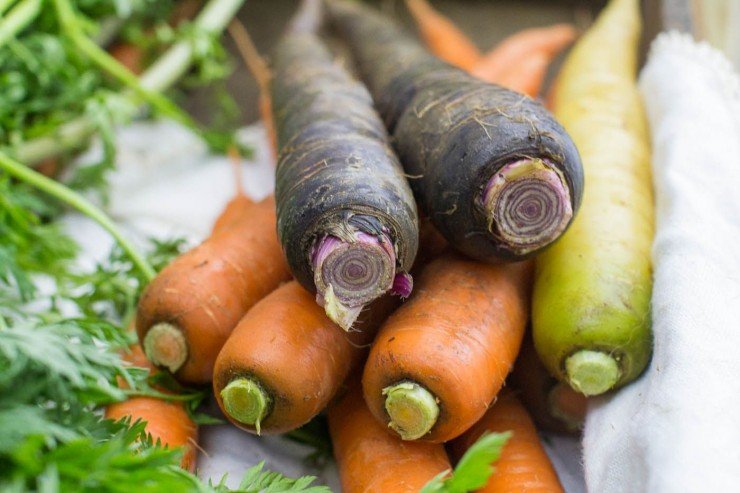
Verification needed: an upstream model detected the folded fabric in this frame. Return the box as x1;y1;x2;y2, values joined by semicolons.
583;32;740;493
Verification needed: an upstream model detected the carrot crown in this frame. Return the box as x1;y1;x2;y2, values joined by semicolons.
564;350;621;396
220;377;271;434
142;323;188;374
383;381;439;441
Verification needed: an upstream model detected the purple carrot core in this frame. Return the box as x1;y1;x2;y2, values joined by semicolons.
391;272;413;298
483;158;573;255
312;231;405;329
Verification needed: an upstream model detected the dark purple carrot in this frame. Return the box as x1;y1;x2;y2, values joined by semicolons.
326;0;583;263
271;7;418;330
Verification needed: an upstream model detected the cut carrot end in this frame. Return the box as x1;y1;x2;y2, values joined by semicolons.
548;382;588;431
383;381;439;440
220;378;271;434
565;350;620;396
313;232;396;329
142;323;188;374
483;158;573;255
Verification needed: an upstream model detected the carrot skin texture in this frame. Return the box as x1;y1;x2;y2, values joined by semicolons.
326;0;583;263
449;392;564;493
363;254;531;442
213;281;397;435
136;195;291;384
405;0;481;71
328;385;451;493
532;0;654;394
106;396;198;471
271;31;418;317
105;344;198;472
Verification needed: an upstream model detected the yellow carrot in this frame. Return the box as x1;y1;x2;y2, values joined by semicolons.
532;0;654;396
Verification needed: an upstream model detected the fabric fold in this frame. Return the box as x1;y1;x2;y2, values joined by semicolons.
583;31;740;493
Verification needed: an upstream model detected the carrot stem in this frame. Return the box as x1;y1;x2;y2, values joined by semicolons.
564;349;620;396
220;377;271;434
383;381;439;440
53;0;199;131
13;0;246;165
0;0;41;48
482;158;573;256
0;151;155;280
142;323;188;373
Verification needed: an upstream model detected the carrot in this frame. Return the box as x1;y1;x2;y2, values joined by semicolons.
326;0;583;263
404;0;481;71
328;384;451;493
362;253;530;442
532;0;654;396
213;281;397;435
403;0;576;97
272;21;418;330
470;24;577;90
449;391;564;493
136;193;291;384
105;343;198;472
509;334;586;433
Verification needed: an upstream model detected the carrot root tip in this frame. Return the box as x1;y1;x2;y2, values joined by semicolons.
483;158;573;255
220;377;271;434
564;350;620;396
548;382;588;431
383;381;439;440
142;323;188;374
313;232;397;329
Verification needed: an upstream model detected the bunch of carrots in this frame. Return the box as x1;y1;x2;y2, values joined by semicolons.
104;0;653;490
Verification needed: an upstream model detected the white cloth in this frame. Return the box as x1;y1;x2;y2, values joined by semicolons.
583;32;740;493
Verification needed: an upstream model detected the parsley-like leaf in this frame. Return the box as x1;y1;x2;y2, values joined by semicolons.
420;432;511;493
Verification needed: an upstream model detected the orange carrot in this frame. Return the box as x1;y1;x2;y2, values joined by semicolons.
105;343;198;472
328;384;451;493
449;391;564;493
213;281;397;435
509;334;587;433
363;254;531;442
404;0;481;71
471;24;577;94
136;194;291;384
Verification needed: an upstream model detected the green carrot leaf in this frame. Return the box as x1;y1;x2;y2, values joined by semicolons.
420;431;511;493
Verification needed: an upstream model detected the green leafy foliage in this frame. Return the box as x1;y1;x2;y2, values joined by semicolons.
210;462;331;493
0;176;77;300
65;237;186;322
420;432;511;493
